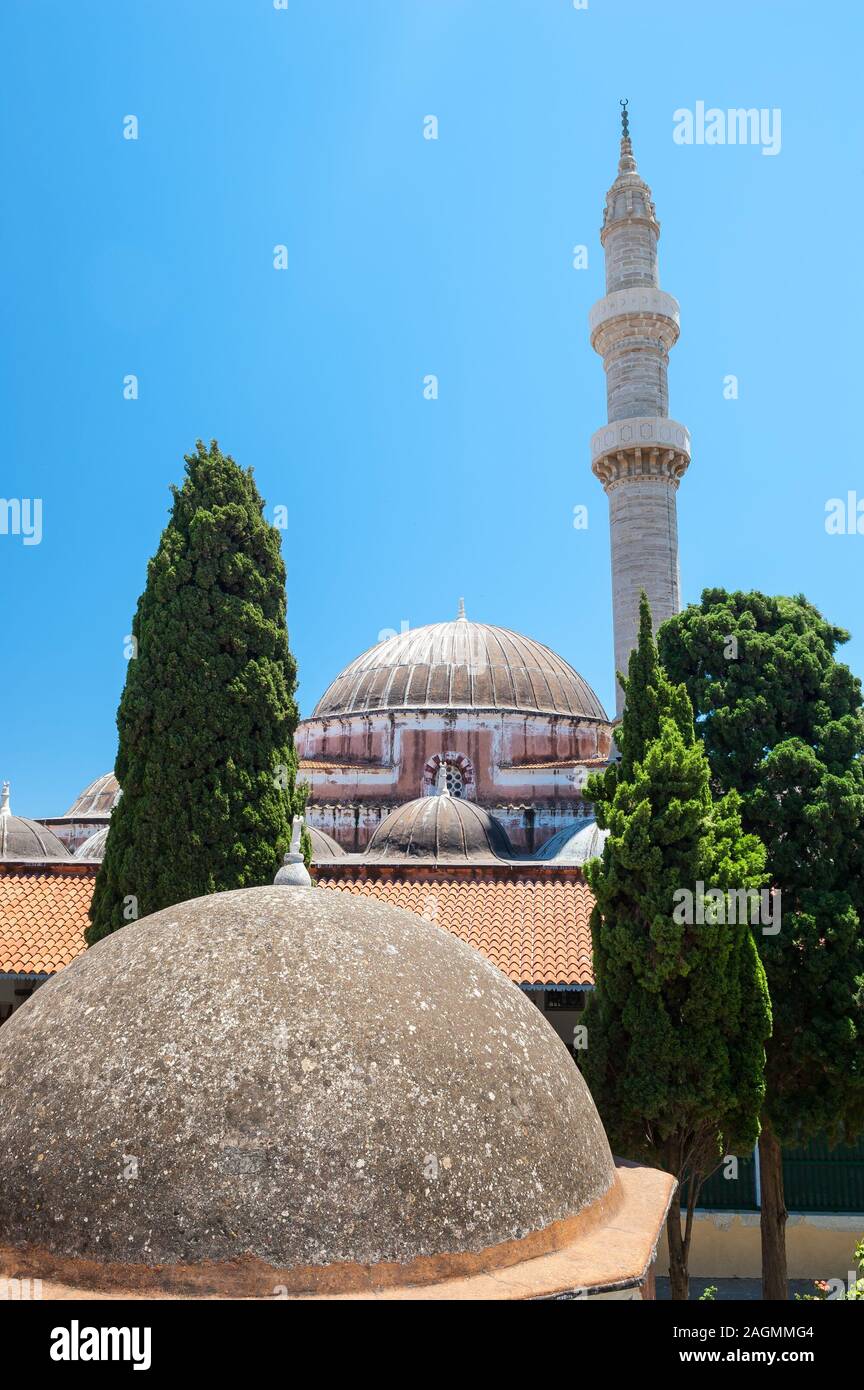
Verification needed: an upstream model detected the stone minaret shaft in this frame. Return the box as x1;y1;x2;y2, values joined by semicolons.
590;105;690;714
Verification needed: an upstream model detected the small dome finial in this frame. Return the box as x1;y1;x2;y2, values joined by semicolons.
456;597;466;621
0;782;9;816
435;759;451;798
620;97;629;140
274;815;312;887
289;816;302;857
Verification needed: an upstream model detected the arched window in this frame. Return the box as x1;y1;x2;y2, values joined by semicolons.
422;752;475;800
444;764;463;798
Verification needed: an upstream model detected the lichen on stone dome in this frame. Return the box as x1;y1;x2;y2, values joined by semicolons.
365;794;514;863
0;883;624;1298
312;611;607;721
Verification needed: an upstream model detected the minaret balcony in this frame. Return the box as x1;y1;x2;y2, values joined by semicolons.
590;416;691;491
589;288;680;355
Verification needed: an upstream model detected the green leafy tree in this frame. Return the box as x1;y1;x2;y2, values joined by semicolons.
88;440;306;942
584;595;771;1300
659;590;864;1301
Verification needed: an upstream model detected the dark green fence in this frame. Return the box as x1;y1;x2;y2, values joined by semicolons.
697;1154;759;1211
782;1137;864;1214
693;1135;864;1214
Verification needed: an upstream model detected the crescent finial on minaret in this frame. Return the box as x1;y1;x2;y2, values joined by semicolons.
617;97;636;172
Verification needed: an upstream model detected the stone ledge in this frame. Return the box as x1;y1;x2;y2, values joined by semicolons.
0;1162;676;1302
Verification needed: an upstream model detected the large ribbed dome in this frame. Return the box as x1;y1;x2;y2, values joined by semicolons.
312;616;607;721
366;795;513;863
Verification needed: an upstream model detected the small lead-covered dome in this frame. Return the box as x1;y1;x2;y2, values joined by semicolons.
535;819;608;866
366;794;513;863
0;784;71;862
0;884;621;1297
307;826;345;861
63;773;120;819
74;826;109;861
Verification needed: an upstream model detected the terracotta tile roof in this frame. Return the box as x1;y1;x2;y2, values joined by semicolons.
314;871;595;987
299;760;387;774
0;865;595;990
498;758;608;772
0;867;94;976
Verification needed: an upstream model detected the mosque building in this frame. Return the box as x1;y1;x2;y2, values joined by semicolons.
2;105;861;1298
1;115;687;1044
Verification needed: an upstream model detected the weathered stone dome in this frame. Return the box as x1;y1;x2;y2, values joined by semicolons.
63;772;120;819
307;825;345;860
0;785;70;861
366;795;514;863
0;885;618;1296
74;826;109;861
313;616;607;721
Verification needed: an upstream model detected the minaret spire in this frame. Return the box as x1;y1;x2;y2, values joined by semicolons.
589;106;691;714
617;98;637;173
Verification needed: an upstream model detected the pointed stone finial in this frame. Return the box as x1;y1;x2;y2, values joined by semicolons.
0;782;9;816
274;814;312;886
456;597;466;621
435;760;451;798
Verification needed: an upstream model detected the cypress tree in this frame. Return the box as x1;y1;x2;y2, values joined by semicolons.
88;440;305;943
584;595;771;1300
659;589;864;1300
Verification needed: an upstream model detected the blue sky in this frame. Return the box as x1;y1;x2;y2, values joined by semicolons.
3;0;862;818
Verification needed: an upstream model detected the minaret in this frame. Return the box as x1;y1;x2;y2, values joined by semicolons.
590;101;690;714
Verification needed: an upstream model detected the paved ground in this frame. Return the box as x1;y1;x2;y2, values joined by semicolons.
657;1277;816;1301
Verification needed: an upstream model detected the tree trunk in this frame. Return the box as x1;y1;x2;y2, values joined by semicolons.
666;1187;690;1300
759;1121;788;1300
